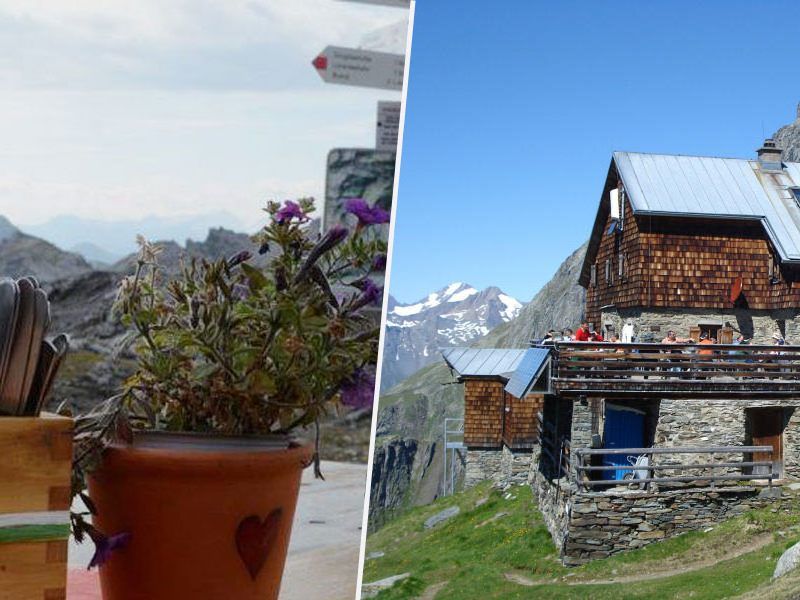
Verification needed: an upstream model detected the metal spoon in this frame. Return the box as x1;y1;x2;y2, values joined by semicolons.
0;278;34;414
0;278;19;397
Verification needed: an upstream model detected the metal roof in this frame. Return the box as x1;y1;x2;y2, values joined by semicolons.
504;348;551;398
441;347;528;379
615;152;800;261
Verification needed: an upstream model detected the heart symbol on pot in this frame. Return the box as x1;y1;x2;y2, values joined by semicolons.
235;508;283;580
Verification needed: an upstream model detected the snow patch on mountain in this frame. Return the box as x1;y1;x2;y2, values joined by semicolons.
380;282;523;392
448;287;478;302
499;294;522;321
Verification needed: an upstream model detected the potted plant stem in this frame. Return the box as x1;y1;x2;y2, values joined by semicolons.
71;197;388;599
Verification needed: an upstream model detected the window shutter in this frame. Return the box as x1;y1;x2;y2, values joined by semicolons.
689;327;701;342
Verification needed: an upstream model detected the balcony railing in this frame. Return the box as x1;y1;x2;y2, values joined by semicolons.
573;445;776;492
552;341;800;397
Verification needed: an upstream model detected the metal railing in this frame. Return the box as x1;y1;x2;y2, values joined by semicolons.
553;342;800;397
442;418;464;496
573;445;776;492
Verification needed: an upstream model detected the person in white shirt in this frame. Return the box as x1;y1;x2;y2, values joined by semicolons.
621;321;635;343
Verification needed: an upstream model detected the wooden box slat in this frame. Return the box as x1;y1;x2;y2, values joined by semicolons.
0;540;67;600
0;416;72;514
0;416;72;600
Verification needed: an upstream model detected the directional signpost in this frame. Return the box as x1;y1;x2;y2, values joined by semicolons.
316;1;409;239
312;46;404;91
376;101;401;152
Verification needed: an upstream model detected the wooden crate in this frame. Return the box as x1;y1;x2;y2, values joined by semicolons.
0;415;72;600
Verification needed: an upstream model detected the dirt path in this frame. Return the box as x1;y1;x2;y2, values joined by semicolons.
566;534;774;586
503;533;774;588
417;581;448;599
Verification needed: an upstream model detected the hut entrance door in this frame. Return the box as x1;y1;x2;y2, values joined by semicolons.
749;408;783;478
603;404;645;481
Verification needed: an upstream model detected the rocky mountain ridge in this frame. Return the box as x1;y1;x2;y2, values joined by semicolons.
0;217;94;284
369;242;588;529
0;216;265;412
774;102;800;162
380;283;521;392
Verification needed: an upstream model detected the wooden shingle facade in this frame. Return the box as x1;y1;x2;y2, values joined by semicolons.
581;148;800;342
463;379;505;448
462;380;542;449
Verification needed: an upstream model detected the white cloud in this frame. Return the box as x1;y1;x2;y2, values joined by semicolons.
0;0;406;90
0;1;408;232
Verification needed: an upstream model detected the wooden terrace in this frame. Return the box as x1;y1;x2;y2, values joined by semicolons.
552;341;800;398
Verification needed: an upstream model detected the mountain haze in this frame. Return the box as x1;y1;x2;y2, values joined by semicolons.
0;217;93;284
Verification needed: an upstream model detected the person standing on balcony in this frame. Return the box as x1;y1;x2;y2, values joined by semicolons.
661;330;691;344
621;320;635;343
575;322;591;341
698;334;716;355
661;330;689;372
772;332;788;374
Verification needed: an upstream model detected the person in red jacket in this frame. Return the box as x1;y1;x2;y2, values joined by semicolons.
575;322;591;341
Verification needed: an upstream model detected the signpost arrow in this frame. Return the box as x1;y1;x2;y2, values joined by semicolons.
338;0;410;7
312;46;404;91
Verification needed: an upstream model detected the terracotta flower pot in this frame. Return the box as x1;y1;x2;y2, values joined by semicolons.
87;433;313;600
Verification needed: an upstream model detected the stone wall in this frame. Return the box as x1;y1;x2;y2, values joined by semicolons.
465;446;533;488
653;399;800;478
571;401;593;448
601;307;800;345
530;466;572;555
465;448;503;488
500;445;533;486
562;486;784;565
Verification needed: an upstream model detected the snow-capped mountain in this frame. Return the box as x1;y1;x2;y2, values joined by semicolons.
380;283;522;392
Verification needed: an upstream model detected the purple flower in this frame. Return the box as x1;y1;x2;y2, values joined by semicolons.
296;225;350;284
340;369;376;409
275;200;307;224
326;224;349;245
372;254;387;271
360;278;383;306
88;531;131;569
232;283;250;301
344;198;390;226
227;250;252;269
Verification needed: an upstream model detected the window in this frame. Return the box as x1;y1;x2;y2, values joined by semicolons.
605;258;612;283
768;253;781;283
791;187;800;208
699;323;722;341
618;252;625;278
590;264;597;287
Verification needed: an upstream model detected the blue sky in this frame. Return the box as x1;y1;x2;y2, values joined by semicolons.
389;0;800;303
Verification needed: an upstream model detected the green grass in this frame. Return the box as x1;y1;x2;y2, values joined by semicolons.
363;483;800;599
58;349;105;380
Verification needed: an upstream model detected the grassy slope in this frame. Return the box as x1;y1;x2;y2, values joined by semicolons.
364;483;800;599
